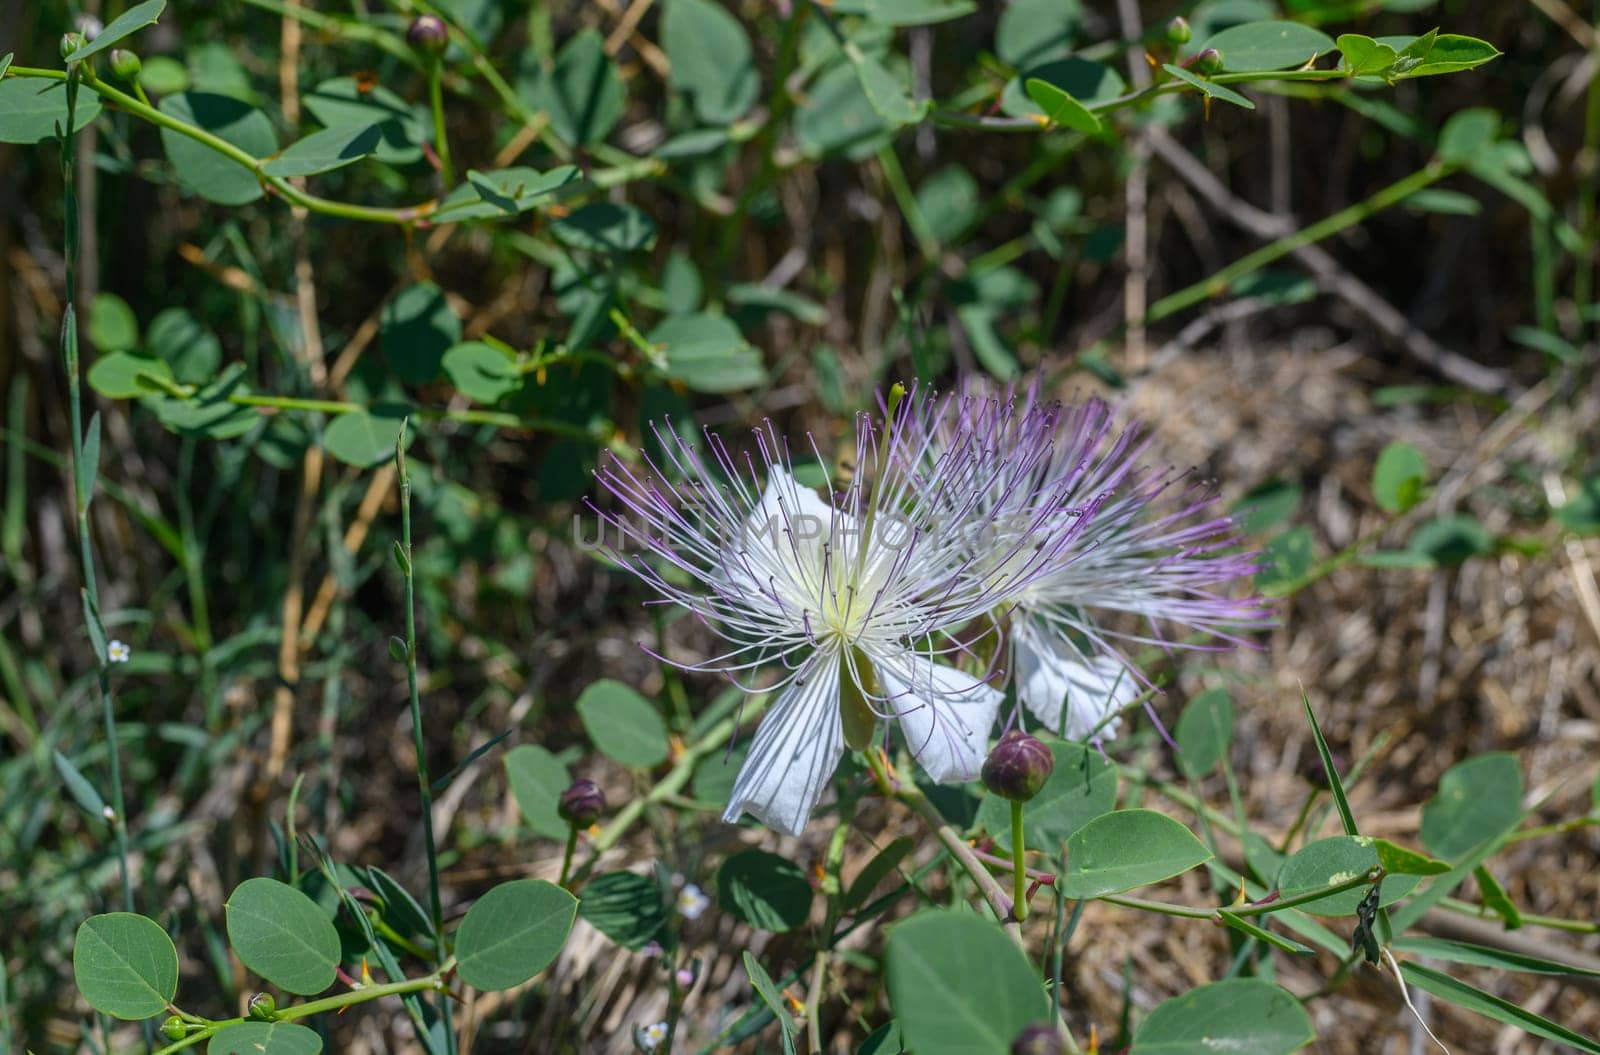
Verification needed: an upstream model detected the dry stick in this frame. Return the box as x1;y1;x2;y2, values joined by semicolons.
300;464;397;648
1115;0;1151;370
1143;128;1515;396
596;0;670;75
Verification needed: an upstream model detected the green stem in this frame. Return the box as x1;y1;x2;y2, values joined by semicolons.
1146;162;1452;325
395;425;457;1055
558;824;578;888
1101;868;1377;920
427;60;454;186
1010;799;1028;922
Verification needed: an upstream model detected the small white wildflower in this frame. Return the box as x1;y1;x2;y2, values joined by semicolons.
107;640;131;664
638;1021;669;1051
676;883;710;921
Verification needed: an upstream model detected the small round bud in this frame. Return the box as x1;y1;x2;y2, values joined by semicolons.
161;1016;186;1042
406;15;449;57
1011;1023;1064;1055
60;32;86;59
1192;48;1224;75
110;50;143;80
1164;17;1191;45
558;778;606;826
982;730;1054;802
247;993;277;1020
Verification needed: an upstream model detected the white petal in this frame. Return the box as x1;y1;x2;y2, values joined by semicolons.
1014;623;1135;741
722;656;845;836
722;469;849;602
876;652;1002;784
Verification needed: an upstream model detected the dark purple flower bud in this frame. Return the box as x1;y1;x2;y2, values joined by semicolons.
1192;48;1224;75
1164;17;1191;45
983;730;1054;802
558;778;606;826
1011;1023;1063;1055
406;14;449;57
110;50;142;81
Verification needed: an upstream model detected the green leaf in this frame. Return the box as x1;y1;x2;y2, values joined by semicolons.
140;56;189;94
662;0;758;124
1370;838;1449;876
1256;524;1314;587
432;166;580;224
651;312;764;393
1215;910;1315;956
1559;478;1600;535
1510;324;1581;364
1059;809;1212;899
578;871;667;950
1420;752;1523;860
65;0;166;62
1472;864;1522;927
1407;515;1494;566
717;850;814;932
455;879;577;990
1130;978;1314;1054
977;738;1118;855
1438;107;1499;165
552;202;657;254
302;78;424;165
859;1021;905;1055
148;370;257;439
1024;78;1100;133
158;93;277;205
88;293;139;353
831;0;976;25
524;30;624;147
1176;687;1234;777
145;307;222;384
1275;836;1417;915
1161;64;1256;109
1399;963;1600;1054
53;749;107;819
207;1022;323;1055
1372;441;1427;514
322;407;410;469
575;679;669;768
442;342;521;405
1405;188;1480;215
1301;694;1358;835
225;877;341;995
914;167;979;246
504;744;571;840
851;50;925;126
365;866;432;941
260;123;381;177
1202;20;1334;72
73;913;179;1020
382;282;461;385
996;0;1079;67
689;738;749;806
1336;33;1398;76
1391;34;1501;78
1232;478;1301;534
0;77;103;144
78;412;101;504
795;63;895;160
842;836;916;911
886;910;1047;1055
1001;57;1123;120
743;952;799;1041
1390;936;1600;978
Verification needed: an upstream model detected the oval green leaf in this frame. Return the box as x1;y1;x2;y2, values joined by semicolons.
717;850;814;932
1176;688;1234;777
88;352;174;400
577;871;667;950
504;744;572;839
1024;78;1100;133
225;877;341;995
662;0;758;124
381;282;461;385
455;878;578;990
1276;836;1418;915
208;1022;323;1055
322;407;410;469
442;342;521;405
1058;809;1212;899
576;679;669;768
158;93;277;206
88;292;139;353
651;312;763;394
886;910;1048;1055
1202;20;1334;72
1131;978;1314;1054
260;123;381;178
1420;752;1523;860
73;913;179;1020
0;77;103;144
